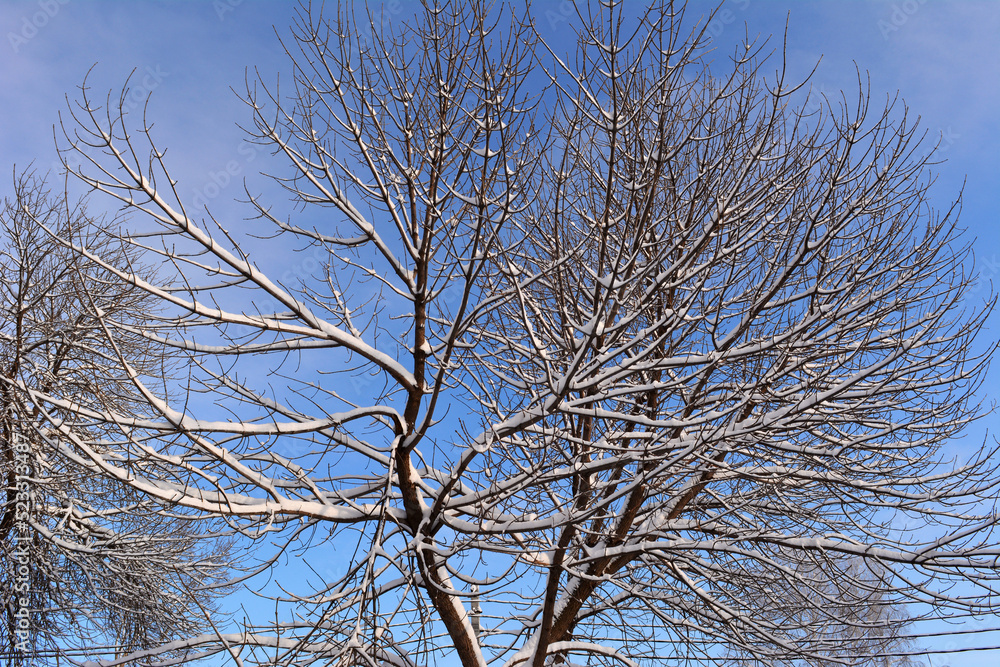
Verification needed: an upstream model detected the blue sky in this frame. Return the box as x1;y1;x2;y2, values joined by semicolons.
2;1;999;665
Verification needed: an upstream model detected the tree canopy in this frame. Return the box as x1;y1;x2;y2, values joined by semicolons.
3;2;999;666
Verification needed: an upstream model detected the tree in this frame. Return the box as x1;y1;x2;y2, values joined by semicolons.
721;557;930;667
0;171;232;666
16;1;1000;665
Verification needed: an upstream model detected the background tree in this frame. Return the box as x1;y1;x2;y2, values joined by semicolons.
0;171;232;666
17;1;1000;665
721;557;929;667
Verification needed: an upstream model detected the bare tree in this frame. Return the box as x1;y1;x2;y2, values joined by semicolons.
16;1;1000;665
721;557;931;667
0;171;232;666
